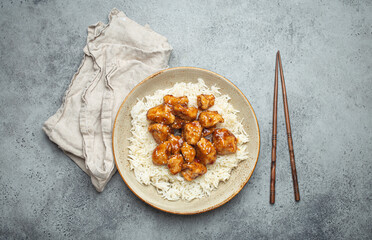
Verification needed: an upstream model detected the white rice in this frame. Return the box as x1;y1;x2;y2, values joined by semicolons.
128;79;249;201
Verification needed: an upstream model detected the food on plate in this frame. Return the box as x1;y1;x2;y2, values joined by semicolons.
197;94;215;110
202;127;215;137
182;121;203;145
147;104;175;124
148;123;172;144
152;141;171;165
167;154;184;175
128;79;249;200
213;128;238;155
173;104;198;121
181;162;207;181
198;110;224;128
170;117;189;129
180;142;196;163
148;93;235;181
195;137;217;165
168;134;183;154
164;95;188;108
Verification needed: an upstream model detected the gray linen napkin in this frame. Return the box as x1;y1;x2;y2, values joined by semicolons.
43;8;172;192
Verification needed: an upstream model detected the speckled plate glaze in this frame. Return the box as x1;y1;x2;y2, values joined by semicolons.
113;67;260;215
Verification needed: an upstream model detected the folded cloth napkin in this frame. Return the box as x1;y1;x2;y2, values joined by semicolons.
43;8;172;192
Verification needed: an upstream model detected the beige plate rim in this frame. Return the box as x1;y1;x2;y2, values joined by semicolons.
112;66;261;215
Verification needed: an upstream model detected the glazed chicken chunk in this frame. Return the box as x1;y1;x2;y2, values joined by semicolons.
148;123;172;144
202;127;216;137
163;95;188;108
168;134;184;154
198;111;224;128
147;104;175;124
195;137;217;165
182;121;203;145
152;141;172;165
171;117;189;130
212;128;238;155
180;142;196;163
181;162;207;181
173;105;198;121
197;94;215;110
167;154;184;175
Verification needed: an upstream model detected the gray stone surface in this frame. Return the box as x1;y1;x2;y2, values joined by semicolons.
0;0;371;239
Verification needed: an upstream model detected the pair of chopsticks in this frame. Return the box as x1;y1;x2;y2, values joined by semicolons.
270;51;300;204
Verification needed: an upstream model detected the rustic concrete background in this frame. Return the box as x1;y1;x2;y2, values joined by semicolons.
1;0;371;239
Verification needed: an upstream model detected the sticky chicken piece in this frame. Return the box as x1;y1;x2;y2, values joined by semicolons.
182;121;203;145
170;117;189;130
168;134;184;154
181;162;207;181
197;94;215;110
180;142;196;163
212;128;238;155
202;127;216;137
148;123;172;144
198;111;224;128
195;137;217;165
167;154;184;175
147;104;175;124
152;141;171;165
163;95;189;108
173;104;198;121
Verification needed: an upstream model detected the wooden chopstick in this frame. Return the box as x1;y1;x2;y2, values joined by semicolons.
277;51;300;202
270;53;279;204
270;51;300;203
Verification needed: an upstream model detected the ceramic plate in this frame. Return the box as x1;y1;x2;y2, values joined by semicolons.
113;67;260;214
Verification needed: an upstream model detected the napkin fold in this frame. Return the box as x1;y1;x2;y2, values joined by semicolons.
43;8;172;192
